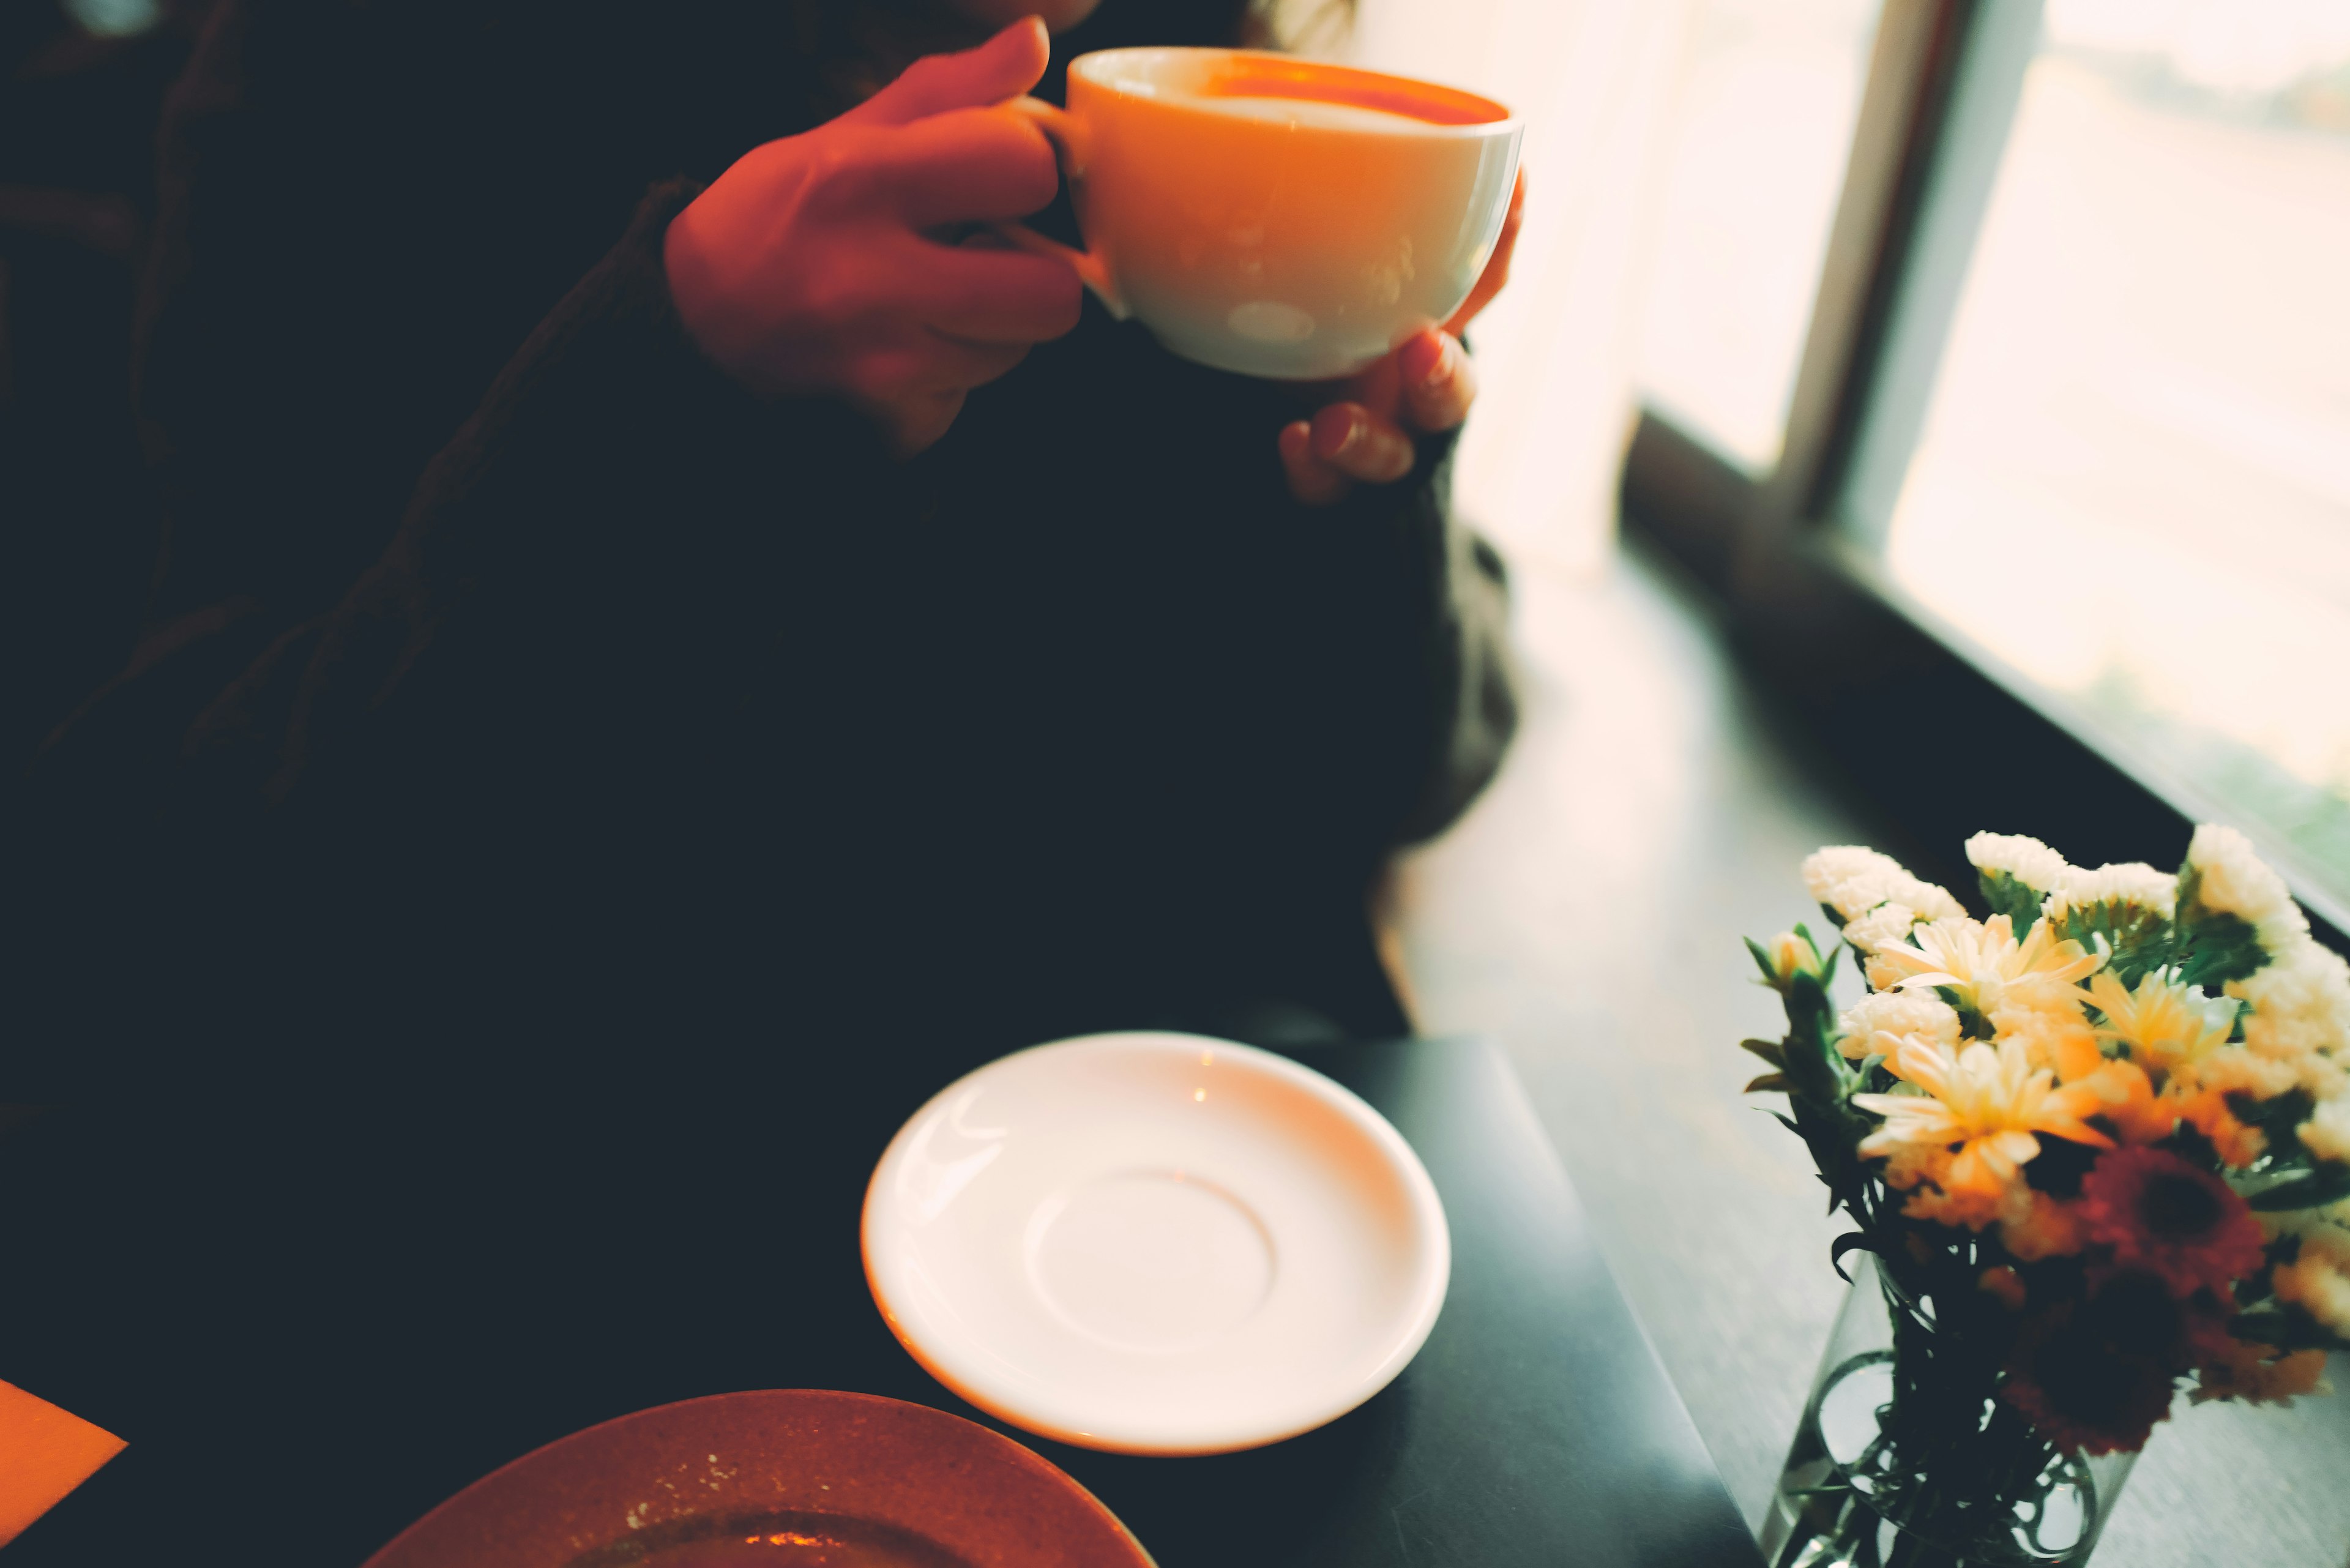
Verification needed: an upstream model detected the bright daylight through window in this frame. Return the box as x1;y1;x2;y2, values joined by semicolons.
1635;0;1882;471
1852;0;2350;917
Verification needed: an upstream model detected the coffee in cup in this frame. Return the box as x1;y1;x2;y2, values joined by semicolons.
997;49;1521;381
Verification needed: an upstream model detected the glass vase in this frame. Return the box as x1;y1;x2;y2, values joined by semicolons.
1760;1254;2138;1568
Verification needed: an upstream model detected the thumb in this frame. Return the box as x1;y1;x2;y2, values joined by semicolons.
846;17;1050;128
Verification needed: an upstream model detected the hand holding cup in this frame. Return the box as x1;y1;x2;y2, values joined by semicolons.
1280;168;1524;507
663;19;1078;455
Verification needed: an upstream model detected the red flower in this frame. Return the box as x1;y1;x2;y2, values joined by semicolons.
2077;1146;2264;1297
2000;1272;2204;1455
2001;1345;2175;1456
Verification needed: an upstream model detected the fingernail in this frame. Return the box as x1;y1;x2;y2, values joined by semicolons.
1395;331;1443;388
1335;411;1365;457
1420;337;1454;390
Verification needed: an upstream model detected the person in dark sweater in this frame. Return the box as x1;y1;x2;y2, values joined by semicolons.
20;0;1520;1090
2;7;1520;1557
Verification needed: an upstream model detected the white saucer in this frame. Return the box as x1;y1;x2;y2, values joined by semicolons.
862;1031;1450;1455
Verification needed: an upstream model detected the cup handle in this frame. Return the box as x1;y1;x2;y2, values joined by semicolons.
992;95;1130;321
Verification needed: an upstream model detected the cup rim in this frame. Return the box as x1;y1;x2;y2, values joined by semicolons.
1066;46;1518;137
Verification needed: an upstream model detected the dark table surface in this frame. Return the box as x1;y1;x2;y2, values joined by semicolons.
4;1038;1759;1567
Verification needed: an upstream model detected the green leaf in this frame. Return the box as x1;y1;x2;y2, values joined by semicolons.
1745;1072;1791;1094
1829;1230;1879;1284
1745;936;1781;985
2228;1305;2350;1356
2173;866;2270;988
2229;1087;2317;1135
1977;869;2046;929
2059;900;2177;984
1740;1037;1788;1069
2245;1165;2350;1212
1790;922;1841;985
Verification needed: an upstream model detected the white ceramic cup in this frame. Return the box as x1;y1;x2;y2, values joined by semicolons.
998;48;1523;381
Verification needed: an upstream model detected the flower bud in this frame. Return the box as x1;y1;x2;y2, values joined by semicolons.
1766;929;1826;986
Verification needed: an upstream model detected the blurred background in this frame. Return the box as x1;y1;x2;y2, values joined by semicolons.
5;0;2347;1561
1345;0;2350;925
0;0;204;763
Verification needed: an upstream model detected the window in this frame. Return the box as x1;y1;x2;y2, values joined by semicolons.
1635;0;1884;471
1838;0;2350;916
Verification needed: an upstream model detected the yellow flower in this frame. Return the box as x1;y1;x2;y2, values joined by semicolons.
2068;1059;2177;1146
2000;1192;2087;1261
2271;1219;2350;1337
1870;914;2103;1020
1854;1037;2114;1222
1977;1265;2027;1310
1991;998;2104;1081
2087;969;2236;1081
2171;1086;2266;1168
2191;1340;2332;1406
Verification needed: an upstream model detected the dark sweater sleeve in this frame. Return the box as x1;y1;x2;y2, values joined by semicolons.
1255;409;1518;860
53;179;878;808
18;181;887;1078
1387;445;1517;848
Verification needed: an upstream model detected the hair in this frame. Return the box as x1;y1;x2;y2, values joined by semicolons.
1245;0;1356;55
805;0;1359;81
802;0;1357;116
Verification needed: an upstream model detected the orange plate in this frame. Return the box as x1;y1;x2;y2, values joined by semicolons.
360;1390;1154;1568
0;1379;126;1547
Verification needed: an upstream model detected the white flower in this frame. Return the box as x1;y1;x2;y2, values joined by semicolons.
2044;861;2179;921
2272;1217;2350;1337
1802;846;1966;925
2300;1094;2350;1167
1966;832;2075;895
2195;1046;2305;1103
1838;988;1963;1062
1842;903;1923;957
2227;939;2350;1096
2186;824;2307;948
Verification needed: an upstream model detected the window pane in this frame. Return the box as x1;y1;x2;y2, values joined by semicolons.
1866;0;2350;907
1634;0;1882;470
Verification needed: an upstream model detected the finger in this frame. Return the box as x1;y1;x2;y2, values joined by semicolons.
1398;330;1477;433
1280;420;1351;506
854;333;1031;402
881;388;969;460
1444;166;1525;337
922;330;1031;392
1309;401;1416;485
914;243;1083;343
880;107;1061;226
845;17;1050;128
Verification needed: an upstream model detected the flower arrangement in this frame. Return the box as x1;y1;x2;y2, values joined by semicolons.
1747;826;2348;1566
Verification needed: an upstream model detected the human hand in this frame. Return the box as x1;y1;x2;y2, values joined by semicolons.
663;18;1081;455
1278;169;1526;506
